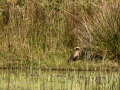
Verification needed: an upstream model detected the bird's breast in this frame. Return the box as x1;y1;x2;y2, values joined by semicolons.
74;51;80;57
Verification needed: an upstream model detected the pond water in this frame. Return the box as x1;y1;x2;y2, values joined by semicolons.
0;69;120;90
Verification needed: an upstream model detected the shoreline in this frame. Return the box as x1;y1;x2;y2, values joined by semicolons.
0;66;119;71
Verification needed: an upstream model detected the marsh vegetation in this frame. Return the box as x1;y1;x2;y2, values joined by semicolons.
0;0;120;70
0;69;120;90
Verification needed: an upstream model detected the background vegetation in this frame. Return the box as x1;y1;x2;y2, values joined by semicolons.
0;0;120;70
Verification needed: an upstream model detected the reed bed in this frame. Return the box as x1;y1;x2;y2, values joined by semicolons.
0;69;120;90
0;0;120;70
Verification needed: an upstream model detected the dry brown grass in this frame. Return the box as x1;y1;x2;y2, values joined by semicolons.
0;0;120;70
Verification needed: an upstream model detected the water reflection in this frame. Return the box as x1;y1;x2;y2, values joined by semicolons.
0;69;120;90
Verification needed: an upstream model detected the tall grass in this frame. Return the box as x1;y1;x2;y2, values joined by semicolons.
75;0;120;61
0;70;120;90
0;0;120;69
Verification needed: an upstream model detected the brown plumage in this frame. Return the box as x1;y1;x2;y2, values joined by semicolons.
67;47;81;62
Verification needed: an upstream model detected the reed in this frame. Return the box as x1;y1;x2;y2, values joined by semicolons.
0;0;120;70
0;70;120;90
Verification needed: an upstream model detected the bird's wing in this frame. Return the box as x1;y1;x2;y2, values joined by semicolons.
67;53;74;62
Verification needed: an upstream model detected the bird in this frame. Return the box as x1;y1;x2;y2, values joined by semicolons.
67;47;81;62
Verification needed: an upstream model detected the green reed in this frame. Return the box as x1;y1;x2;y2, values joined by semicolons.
0;70;119;90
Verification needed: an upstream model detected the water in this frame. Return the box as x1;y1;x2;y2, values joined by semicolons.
0;69;120;90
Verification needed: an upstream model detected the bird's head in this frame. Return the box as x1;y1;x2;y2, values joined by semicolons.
75;47;80;51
